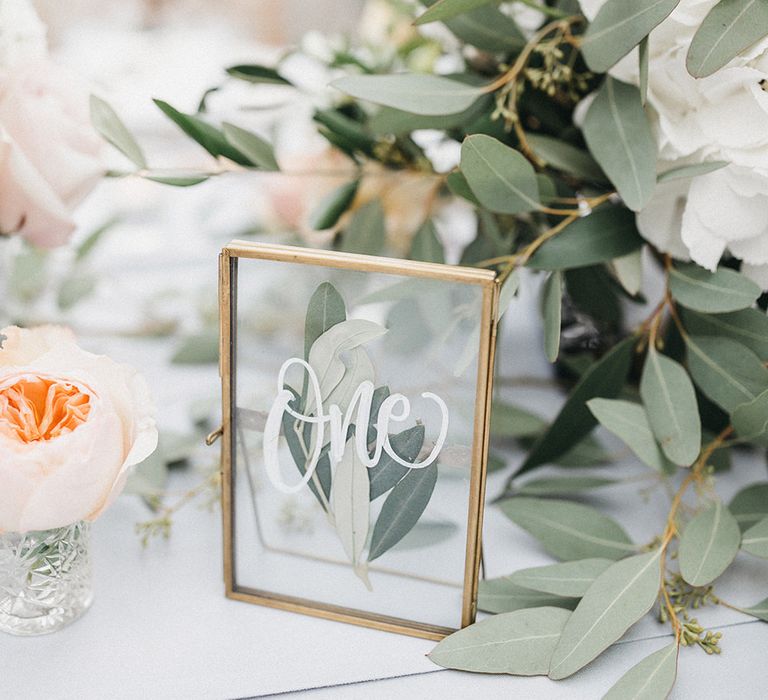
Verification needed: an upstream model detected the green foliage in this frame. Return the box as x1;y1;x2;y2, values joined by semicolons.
602;643;678;700
541;270;563;362
309;180;360;231
505;559;613;597
581;0;681;73
90;95;147;168
583;78;656;212
678;501;741;586
669;264;761;313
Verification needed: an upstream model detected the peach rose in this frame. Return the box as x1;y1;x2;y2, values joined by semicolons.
0;56;105;248
0;326;158;533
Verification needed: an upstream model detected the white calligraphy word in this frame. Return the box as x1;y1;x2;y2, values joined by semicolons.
263;357;449;494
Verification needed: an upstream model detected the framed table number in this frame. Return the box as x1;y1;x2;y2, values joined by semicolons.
218;241;500;639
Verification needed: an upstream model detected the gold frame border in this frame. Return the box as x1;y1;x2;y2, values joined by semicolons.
219;241;500;641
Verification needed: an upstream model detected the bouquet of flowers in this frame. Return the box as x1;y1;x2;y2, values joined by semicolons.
38;0;768;693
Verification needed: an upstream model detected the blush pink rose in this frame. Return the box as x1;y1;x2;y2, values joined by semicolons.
0;59;105;248
0;326;158;533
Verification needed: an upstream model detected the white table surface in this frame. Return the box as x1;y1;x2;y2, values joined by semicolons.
1;332;767;700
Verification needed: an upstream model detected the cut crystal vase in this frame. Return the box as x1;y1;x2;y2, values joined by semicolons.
0;521;93;636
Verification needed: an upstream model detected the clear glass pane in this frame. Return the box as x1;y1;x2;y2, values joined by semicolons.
231;252;489;630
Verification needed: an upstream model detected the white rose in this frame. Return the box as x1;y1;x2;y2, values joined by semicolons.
0;326;158;533
0;0;46;67
577;0;768;286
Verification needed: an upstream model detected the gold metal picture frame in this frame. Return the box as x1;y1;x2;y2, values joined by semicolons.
219;241;500;640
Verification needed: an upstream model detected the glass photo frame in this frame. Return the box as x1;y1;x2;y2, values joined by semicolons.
219;241;500;639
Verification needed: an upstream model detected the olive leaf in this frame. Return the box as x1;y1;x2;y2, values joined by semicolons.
506;559;613;598
687;0;768;78
410;219;445;263
368;463;438;561
527;207;643;270
307;319;387;400
742;596;768;622
309;180;360;231
518;335;636;473
153;99;251;166
685;335;768;413
549;551;663;680
478;579;578;614
491;402;547;439
500;497;636;561
331;437;370;573
587;398;674;473
640;347;701;467
581;0;681;73
516;476;617;497
541;271;563;362
525;134;607;182
340;200;386;256
415;0;496;25
226;64;293;85
221;123;280;171
304;282;347;360
729;483;768;532
731;388;768;445
678;501;741;586
681;308;768;361
332;74;484;116
657;160;729;183
90;95;147;168
602;643;678;700
460;134;540;215
741;515;768;559
582;78;656;212
435;3;524;52
669;264;761;313
142;171;210;187
428;607;572;676
368;425;425;500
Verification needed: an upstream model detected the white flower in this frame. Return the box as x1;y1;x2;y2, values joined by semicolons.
0;0;46;68
578;0;768;286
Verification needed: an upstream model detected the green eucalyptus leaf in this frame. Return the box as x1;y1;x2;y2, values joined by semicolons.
331;437;370;570
742;515;768;559
226;64;293;85
500;497;636;561
687;0;768;78
508;559;613;598
516;476;617;497
478;579;578;614
442;5;524;51
143;171;210;187
171;332;219;364
555;435;611;467
415;0;496;25
602;643;678;700
587;398;673;473
526;134;607;182
729;483;768;532
369;94;491;134
90;95;147;168
549;551;663;680
583;78;656;212
640;347;701;466
669;263;761;312
742;596;768;622
368;463;438;561
222;123;280;171
341;200;386;255
332;74;483;116
446;170;480;205
639;36;649;104
519;336;636;473
685;335;768;412
393;519;457;551
154;99;251;165
527;207;643;270
680;308;768;361
304;282;347;360
460;134;540;214
492;402;547;439
57;274;96;311
679;501;741;585
410;219;445;263
368;425;425;500
309;179;360;231
428;607;572;675
582;0;680;73
731;387;768;445
657;160;729;183
612;249;643;300
542;271;563;363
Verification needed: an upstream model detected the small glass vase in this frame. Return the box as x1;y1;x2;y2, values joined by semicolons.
0;521;93;636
